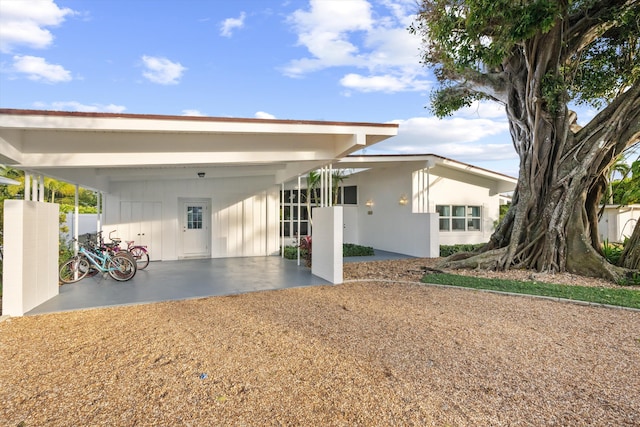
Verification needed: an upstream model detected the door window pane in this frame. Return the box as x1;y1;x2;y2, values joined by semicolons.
187;206;203;229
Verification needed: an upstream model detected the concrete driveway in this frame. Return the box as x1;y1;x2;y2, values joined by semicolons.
26;250;411;316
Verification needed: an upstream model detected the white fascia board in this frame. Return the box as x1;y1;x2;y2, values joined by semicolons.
1;113;399;137
438;158;517;184
19;150;338;168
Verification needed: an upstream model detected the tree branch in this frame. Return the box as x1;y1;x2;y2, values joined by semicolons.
565;0;635;60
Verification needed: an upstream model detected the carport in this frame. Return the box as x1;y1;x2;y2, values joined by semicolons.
0;109;398;316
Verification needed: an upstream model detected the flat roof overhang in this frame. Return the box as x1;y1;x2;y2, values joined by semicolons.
338;153;518;195
0;109;398;192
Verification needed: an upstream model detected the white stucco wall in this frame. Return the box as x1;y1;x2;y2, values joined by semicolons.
311;207;343;284
598;205;639;243
346;164;504;250
103;177;280;261
3;200;59;316
346;166;438;257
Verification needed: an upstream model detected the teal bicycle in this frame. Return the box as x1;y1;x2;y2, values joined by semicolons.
59;236;137;284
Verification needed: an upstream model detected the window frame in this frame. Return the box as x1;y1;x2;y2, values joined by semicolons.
436;204;482;232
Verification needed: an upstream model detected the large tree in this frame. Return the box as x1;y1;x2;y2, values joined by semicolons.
411;0;640;281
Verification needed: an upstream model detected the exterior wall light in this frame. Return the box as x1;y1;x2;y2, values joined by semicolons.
399;194;408;205
197;172;205;178
365;199;374;215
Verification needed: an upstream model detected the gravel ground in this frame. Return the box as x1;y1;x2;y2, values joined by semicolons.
1;259;639;426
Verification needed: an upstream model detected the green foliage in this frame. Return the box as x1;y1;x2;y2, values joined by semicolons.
541;72;566;115
282;245;298;260
422;273;640;309
494;203;510;229
343;243;374;257
59;204;99;214
568;4;640;107
281;243;375;260
602;240;624;265
440;243;485;257
59;239;75;265
412;0;639;117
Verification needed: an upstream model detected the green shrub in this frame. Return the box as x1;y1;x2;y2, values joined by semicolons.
440;243;485;257
281;243;375;260
282;245;298;260
343;243;374;257
602;240;624;265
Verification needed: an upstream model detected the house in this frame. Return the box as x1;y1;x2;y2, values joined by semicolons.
1;109;518;316
280;154;517;256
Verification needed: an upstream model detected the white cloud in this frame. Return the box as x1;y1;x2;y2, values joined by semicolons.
366;115;515;164
283;0;428;93
33;101;126;113
341;72;429;93
182;109;205;116
12;55;71;83
255;111;276;119
220;12;246;37
141;55;186;85
455;100;507;120
0;0;76;53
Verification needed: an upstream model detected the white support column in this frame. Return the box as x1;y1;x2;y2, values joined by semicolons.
311;206;343;284
426;166;431;212
96;191;102;234
24;172;30;201
31;174;38;202
297;175;301;266
319;167;324;208
74;184;79;255
329;164;333;207
281;183;284;258
38;175;44;202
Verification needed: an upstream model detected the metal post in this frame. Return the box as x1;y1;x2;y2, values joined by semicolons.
74;185;79;255
281;183;284;258
24;172;30;201
38;175;44;202
32;174;38;202
297;175;301;266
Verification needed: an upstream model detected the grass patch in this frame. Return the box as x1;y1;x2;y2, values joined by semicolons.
422;273;640;309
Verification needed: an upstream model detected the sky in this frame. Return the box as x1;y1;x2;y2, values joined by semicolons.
0;0;598;177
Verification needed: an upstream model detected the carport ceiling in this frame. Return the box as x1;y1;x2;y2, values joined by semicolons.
0;109;398;191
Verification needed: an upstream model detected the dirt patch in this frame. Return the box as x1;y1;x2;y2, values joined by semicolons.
1;259;639;426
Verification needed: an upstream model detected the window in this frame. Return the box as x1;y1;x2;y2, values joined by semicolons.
280;185;358;237
187;206;203;229
280;189;311;238
436;204;482;232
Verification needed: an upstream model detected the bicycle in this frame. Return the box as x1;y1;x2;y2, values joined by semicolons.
59;236;137;284
102;230;150;270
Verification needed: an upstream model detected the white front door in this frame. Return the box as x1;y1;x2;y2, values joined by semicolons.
180;200;210;258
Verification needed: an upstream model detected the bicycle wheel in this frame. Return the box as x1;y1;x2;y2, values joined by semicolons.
108;253;136;281
59;256;90;284
129;247;150;270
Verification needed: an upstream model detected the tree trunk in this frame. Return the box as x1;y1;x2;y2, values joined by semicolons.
439;23;640;283
619;219;640;270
